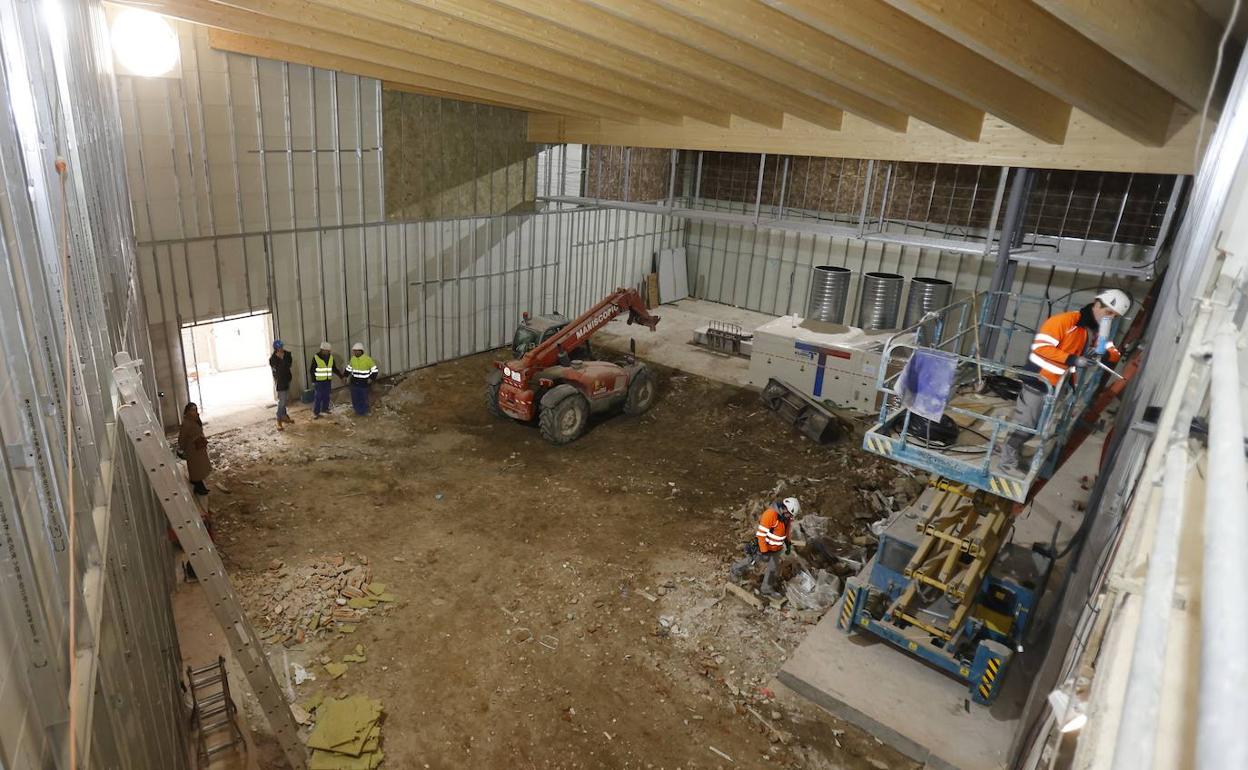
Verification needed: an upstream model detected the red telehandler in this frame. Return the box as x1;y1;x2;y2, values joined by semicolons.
485;287;661;444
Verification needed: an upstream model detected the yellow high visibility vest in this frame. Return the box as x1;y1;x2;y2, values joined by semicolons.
313;353;335;381
346;354;378;383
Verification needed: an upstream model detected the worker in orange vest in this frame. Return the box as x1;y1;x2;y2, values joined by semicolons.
998;289;1129;471
729;497;800;597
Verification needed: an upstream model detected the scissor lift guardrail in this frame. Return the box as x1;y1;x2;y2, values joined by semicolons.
861;291;1110;504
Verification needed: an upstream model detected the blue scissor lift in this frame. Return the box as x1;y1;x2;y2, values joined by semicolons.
839;291;1110;704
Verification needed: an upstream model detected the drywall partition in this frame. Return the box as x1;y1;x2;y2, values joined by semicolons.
0;0;186;767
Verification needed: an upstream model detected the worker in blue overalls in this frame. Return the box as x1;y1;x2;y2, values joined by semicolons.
309;341;344;418
345;342;380;416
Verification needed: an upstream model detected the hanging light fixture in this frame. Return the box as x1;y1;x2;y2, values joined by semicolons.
110;8;179;78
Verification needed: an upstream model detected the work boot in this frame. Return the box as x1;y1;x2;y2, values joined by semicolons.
282;415;294;424
276;418;284;431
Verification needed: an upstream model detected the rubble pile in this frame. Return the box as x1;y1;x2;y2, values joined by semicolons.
234;555;398;646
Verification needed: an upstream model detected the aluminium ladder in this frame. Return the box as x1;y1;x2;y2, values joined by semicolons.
113;352;305;770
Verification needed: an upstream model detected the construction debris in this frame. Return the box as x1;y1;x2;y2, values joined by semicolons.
305;694;384;769
233;555;398;645
325;662;348;679
725;583;764;610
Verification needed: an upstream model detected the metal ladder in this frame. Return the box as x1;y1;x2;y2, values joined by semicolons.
113;352;306;770
188;657;246;765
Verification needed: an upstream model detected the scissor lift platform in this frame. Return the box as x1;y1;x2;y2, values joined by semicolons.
861;291;1112;503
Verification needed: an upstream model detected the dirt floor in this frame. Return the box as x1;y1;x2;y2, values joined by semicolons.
197;349;922;770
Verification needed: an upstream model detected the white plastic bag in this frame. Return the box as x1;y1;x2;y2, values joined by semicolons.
785;568;842;611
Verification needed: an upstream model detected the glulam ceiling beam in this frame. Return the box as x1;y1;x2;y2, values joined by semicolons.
206;29;587;114
299;0;731;126
759;0;1071;143
484;0;848;130
649;0;982;139
1032;0;1223;109
164;0;669;123
880;0;1179;146
574;0;910;132
416;0;788;128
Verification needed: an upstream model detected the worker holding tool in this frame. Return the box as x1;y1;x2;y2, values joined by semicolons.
730;497;800;598
309;341;345;419
998;289;1130;471
345;342;380;416
269;339;294;431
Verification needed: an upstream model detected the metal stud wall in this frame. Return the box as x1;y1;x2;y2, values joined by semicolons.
0;1;186;767
119;24;680;425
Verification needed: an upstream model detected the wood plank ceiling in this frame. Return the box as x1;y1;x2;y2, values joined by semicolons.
115;0;1232;159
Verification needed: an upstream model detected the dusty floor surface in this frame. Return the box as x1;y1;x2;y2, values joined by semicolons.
196;350;920;770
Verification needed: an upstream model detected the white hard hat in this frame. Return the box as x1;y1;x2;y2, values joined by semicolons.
1095;289;1130;316
781;497;801;517
319;341;332;351
352;342;364;351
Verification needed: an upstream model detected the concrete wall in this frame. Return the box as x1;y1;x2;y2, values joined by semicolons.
119;24;678;425
0;1;186;766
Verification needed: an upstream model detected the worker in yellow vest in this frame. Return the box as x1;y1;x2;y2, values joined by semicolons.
309;341;344;419
345;342;380;416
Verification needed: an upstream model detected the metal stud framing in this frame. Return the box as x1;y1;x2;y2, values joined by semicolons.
0;1;187;768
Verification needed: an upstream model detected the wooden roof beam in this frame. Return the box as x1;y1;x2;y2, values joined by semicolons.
133;0;644;123
206;29;591;115
301;0;732;127
760;0;1071;143
418;0;785;128
880;0;1179;146
189;0;678;123
1033;0;1224;109
487;0;848;130
652;0;983;140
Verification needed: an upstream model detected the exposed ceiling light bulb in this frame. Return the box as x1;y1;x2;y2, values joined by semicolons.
110;8;179;78
1047;688;1088;733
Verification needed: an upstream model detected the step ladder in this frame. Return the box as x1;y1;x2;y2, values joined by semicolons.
188;657;246;765
113;352;305;770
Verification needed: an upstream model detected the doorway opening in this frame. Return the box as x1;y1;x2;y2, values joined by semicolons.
181;312;275;420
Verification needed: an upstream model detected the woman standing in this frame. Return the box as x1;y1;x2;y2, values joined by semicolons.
178;402;212;495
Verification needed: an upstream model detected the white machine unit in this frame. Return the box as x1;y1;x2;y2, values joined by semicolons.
747;315;904;413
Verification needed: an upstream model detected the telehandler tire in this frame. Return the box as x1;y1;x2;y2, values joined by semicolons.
484;370;505;418
539;387;590;444
623;365;657;416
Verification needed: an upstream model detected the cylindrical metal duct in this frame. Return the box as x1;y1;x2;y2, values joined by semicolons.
806;265;852;323
902;276;954;342
856;272;905;330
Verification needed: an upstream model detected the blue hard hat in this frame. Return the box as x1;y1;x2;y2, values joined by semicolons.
273;339;284;349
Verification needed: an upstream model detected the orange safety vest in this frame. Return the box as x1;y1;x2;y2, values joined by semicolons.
755;506;789;554
1028;310;1121;387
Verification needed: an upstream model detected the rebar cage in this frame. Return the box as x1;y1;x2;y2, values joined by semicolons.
862;291;1112;503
